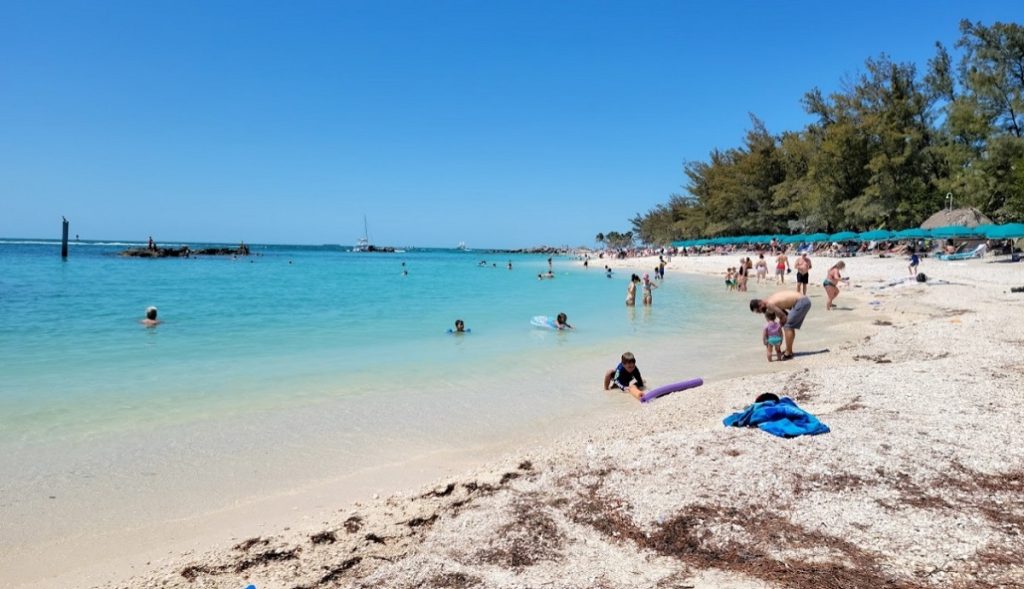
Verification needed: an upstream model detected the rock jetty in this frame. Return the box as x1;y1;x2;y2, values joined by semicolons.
120;244;250;258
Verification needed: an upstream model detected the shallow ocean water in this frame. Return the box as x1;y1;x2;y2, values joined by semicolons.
0;238;766;557
0;239;734;441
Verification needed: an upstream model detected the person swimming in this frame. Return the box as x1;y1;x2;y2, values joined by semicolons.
555;312;573;330
448;318;470;334
140;306;161;327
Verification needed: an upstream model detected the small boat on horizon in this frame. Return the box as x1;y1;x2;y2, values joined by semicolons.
353;215;371;252
457;241;469;251
352;215;396;253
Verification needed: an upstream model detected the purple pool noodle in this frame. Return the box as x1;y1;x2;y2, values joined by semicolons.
640;377;704;403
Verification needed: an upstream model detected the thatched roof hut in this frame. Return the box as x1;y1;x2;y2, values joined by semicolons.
920;207;993;229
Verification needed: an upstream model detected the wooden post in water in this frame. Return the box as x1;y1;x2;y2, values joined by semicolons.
61;216;69;259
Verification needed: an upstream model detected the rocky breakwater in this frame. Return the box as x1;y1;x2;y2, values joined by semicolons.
120;244;251;258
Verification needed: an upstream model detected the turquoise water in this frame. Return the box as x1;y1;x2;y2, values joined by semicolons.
2;238;787;570
1;239;724;444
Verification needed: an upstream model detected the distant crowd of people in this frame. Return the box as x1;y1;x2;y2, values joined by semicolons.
137;243;939;405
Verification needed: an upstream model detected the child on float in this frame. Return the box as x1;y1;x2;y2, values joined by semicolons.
554;312;573;330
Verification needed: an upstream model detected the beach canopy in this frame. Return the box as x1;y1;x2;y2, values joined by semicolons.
930;225;981;239
857;229;893;241
893;227;931;239
783;232;830;243
984;223;1024;239
828;231;859;241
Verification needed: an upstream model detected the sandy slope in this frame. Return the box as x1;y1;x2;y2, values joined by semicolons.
98;253;1024;588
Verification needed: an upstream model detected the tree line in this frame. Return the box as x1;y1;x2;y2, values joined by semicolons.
626;20;1024;247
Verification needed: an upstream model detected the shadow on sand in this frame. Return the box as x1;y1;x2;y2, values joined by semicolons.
793;348;830;358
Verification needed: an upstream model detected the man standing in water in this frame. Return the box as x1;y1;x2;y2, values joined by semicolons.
749;292;811;360
774;252;790;285
794;253;812;295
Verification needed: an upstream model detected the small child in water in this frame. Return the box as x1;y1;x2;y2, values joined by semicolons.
603;351;645;400
725;267;736;291
450;319;468;334
555;312;572;330
763;310;783;362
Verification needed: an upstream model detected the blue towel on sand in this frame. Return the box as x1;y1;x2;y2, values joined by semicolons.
723;397;830;438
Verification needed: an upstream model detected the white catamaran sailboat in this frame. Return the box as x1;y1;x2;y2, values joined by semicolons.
352;216;396;252
354;216;370;252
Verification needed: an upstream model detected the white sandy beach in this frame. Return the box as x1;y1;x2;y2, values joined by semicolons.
17;252;1024;588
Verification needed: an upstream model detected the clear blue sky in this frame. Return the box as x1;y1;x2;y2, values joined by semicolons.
2;1;1019;248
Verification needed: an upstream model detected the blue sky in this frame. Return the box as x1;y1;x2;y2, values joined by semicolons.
2;1;1019;248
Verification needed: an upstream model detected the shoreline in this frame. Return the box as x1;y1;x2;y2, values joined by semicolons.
11;253;1024;588
6;263;864;589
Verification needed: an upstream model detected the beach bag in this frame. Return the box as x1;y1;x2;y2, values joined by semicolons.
916;273;927;283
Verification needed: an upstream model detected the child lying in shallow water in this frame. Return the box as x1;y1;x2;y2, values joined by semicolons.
603;351;645;400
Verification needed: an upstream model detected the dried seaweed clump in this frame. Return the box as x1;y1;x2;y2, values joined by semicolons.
475;499;566;569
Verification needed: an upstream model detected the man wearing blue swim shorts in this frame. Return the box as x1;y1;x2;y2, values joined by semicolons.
749;291;811;360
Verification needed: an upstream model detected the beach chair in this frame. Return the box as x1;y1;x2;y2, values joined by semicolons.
937;244;987;261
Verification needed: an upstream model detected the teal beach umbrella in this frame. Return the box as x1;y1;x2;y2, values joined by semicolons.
857;229;893;241
930;225;981;239
893;228;931;239
828;231;859;241
984;223;1024;239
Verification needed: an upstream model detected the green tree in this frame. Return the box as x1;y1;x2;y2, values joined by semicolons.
957;20;1024;138
624;20;1024;239
855;56;939;227
599;231;635;250
934;21;1024;218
